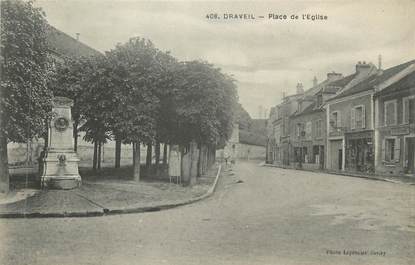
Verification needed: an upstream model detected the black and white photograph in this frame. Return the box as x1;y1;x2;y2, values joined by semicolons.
0;0;414;264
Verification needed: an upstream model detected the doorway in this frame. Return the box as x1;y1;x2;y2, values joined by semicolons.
329;140;343;171
338;149;343;170
406;137;415;175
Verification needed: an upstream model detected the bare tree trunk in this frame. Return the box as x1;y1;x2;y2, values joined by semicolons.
197;142;202;177
202;145;208;174
132;143;136;168
213;146;216;165
180;145;187;184
146;142;152;176
133;142;140;181
163;143;168;164
0;129;9;193
155;141;160;176
0;61;9;193
97;141;102;170
207;145;214;167
115;138;121;168
73;121;78;152
189;140;198;185
93;141;98;171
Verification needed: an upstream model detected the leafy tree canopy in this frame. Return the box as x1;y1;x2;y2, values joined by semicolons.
0;0;53;142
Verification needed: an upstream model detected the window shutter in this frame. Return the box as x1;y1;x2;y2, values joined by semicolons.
351;108;355;129
395;138;401;162
403;98;409;124
337;112;341;128
306;122;312;139
381;139;386;161
362;106;366;129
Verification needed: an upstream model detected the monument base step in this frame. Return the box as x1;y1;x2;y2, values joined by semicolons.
42;176;81;190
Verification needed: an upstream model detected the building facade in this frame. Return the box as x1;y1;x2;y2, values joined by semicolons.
374;65;415;176
289;73;344;170
325;60;415;174
266;59;415;178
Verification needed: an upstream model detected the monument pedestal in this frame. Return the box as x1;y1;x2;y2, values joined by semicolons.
41;97;81;190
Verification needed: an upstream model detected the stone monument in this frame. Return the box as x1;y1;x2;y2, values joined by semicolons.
41;96;81;189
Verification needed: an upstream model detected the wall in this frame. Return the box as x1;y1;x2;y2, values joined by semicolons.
328;93;373;134
217;143;266;161
289;109;326;165
237;143;266;160
327;93;373;171
375;90;415;175
7;134;159;175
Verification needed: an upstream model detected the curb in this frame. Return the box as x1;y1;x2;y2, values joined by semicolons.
262;163;415;185
106;164;222;216
0;164;222;219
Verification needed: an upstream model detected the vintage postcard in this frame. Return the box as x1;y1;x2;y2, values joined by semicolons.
0;0;414;264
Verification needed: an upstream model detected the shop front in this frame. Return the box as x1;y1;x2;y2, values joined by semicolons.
345;131;374;173
404;136;415;175
376;125;415;177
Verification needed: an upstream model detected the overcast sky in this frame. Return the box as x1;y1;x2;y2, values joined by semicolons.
35;0;415;118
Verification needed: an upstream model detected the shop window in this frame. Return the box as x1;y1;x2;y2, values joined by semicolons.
303;147;308;163
403;96;415;124
384;100;397;126
313;145;320;164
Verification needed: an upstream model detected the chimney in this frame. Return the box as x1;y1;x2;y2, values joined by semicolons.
75;33;80;41
355;61;372;75
282;91;286;99
313;76;318;87
296;83;304;94
327;71;342;81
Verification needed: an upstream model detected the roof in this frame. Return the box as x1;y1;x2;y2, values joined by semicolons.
303;78;332;97
330;59;415;100
291;101;324;118
47;26;102;58
324;73;356;92
375;71;415;96
300;101;318;114
290;76;346;117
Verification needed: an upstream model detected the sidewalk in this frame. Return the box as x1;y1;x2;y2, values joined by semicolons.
0;164;221;218
263;163;415;185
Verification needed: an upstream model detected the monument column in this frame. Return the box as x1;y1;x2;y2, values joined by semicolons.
41;96;81;189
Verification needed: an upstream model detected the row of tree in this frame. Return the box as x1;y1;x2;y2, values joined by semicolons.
0;0;238;192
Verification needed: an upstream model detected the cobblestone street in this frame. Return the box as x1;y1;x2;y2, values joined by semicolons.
1;161;413;265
